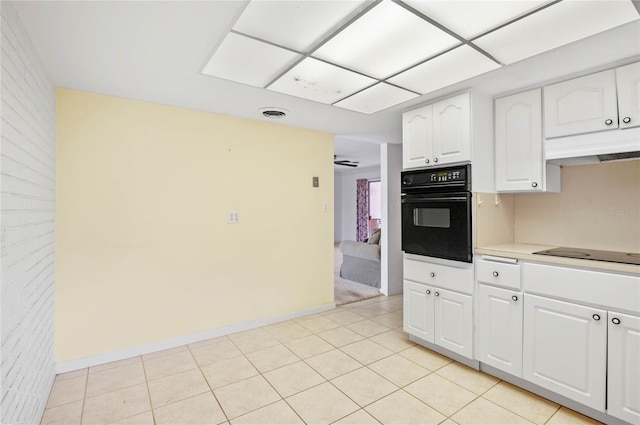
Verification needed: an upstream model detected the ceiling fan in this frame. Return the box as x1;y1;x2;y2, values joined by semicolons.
334;155;359;168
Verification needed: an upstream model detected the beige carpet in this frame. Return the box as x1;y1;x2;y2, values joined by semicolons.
334;244;381;305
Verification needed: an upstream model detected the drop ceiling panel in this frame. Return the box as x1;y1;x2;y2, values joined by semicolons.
474;0;640;64
268;57;376;104
313;1;460;79
232;0;370;52
389;45;500;95
401;0;550;39
202;33;302;87
335;83;418;114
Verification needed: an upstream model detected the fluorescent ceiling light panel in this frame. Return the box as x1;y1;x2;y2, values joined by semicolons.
268;57;376;104
202;32;301;87
474;0;640;65
335;83;418;114
389;45;500;94
233;0;370;52
314;1;459;79
401;0;550;39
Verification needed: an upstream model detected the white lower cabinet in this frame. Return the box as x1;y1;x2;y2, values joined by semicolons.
607;311;640;424
477;284;523;377
434;288;473;358
403;280;434;343
523;294;607;411
403;279;472;358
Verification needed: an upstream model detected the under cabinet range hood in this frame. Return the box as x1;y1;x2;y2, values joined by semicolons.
545;127;640;165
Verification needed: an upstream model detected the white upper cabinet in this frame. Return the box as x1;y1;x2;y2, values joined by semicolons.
616;62;640;130
403;104;434;169
544;62;640;140
543;69;618;138
433;93;471;165
403;93;471;169
495;88;560;192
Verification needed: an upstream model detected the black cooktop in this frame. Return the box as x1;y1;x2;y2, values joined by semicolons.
533;247;640;265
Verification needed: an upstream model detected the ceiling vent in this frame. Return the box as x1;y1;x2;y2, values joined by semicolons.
259;107;288;119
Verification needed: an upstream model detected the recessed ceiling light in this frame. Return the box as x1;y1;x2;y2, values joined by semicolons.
259;107;288;119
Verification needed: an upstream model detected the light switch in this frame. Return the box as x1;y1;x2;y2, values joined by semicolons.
313;177;319;187
323;202;329;212
228;211;240;223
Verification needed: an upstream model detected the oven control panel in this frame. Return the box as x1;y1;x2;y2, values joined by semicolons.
401;164;470;190
430;170;463;183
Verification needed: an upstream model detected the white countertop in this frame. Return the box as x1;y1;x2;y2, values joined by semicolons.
475;243;640;275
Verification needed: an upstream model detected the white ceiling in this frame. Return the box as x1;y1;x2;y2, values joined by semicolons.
14;1;640;170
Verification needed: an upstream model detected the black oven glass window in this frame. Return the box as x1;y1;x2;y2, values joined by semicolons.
413;207;450;228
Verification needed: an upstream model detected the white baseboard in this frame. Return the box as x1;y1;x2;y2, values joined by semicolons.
56;303;335;374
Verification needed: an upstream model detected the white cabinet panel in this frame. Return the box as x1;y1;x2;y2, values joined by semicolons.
544;69;618;138
402;93;472;170
403;280;434;343
495;88;559;192
523;294;606;411
616;62;640;130
607;311;640;424
476;257;521;290
403;105;434;169
433;92;471;165
404;258;473;294
434;288;473;358
478;284;523;377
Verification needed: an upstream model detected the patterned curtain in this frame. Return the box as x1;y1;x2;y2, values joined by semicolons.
356;179;369;242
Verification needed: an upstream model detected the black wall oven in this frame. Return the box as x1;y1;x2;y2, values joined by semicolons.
401;164;472;263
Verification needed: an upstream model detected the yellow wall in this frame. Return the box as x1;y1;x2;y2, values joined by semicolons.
55;89;334;362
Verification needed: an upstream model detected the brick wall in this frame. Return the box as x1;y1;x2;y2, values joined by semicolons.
1;1;56;423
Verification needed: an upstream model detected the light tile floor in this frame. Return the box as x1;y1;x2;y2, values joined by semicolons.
41;295;604;425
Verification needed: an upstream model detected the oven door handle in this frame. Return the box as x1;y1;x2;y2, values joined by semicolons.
403;196;469;202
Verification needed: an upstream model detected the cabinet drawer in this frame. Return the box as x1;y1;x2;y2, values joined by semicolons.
477;258;521;289
404;258;473;294
523;263;640;313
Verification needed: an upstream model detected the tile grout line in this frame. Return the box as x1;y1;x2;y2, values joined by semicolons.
189;343;232;424
139;356;157;425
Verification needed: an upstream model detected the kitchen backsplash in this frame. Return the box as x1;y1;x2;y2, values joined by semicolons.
476;159;640;253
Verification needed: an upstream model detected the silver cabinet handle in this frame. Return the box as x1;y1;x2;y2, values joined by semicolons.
531;182;538;188
493;271;499;277
434;291;440;296
623;117;631;124
612;317;621;325
512;295;518;302
593;314;601;321
429;272;435;278
425;159;430;164
426;289;431;295
605;119;613;126
433;158;439;163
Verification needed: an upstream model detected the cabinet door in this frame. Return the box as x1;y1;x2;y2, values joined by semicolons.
433;93;471;165
495;89;544;192
403;105;434;169
523;294;606;411
403;280;434;343
607;311;640;424
616;62;640;130
434;288;472;358
478;285;523;377
543;69;618;138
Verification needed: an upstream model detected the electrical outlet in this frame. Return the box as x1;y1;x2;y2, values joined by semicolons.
228;211;240;223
